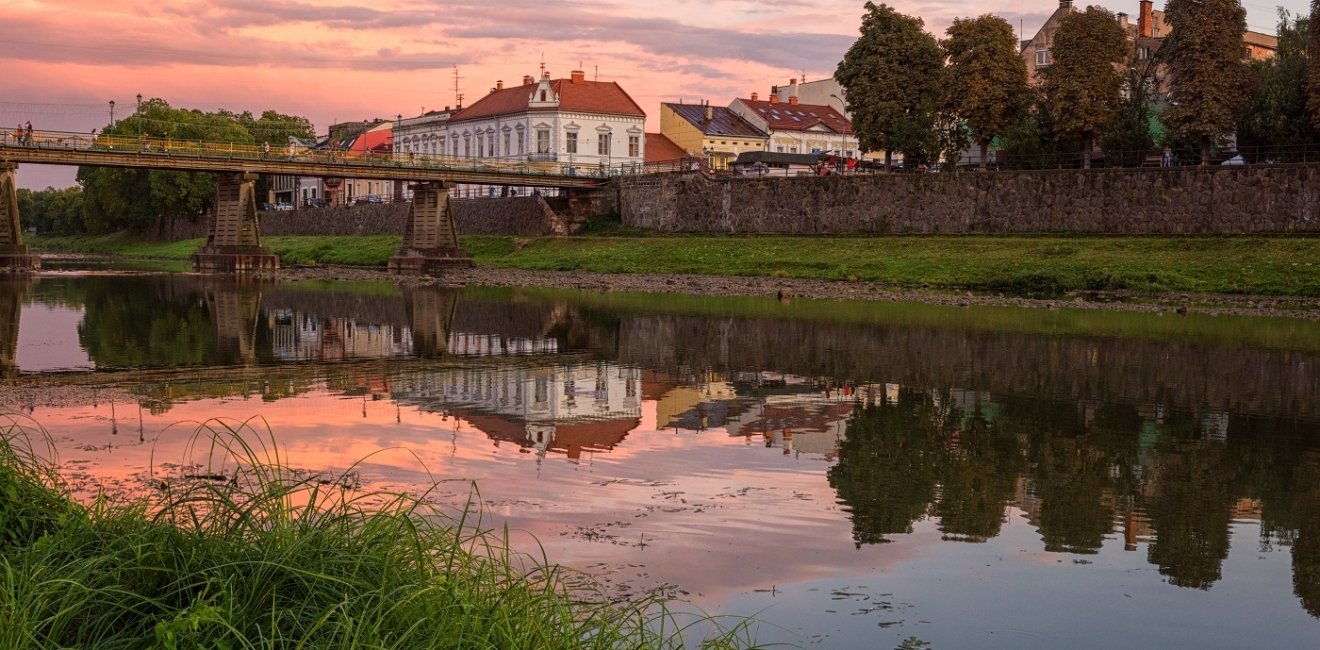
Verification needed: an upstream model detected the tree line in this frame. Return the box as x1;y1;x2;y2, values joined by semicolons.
836;1;1319;169
21;100;313;236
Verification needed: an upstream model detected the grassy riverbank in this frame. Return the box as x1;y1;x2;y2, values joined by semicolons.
0;424;748;649
29;233;1320;297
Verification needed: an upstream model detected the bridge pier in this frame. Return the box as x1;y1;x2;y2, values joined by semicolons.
0;163;41;272
192;172;280;273
388;182;472;274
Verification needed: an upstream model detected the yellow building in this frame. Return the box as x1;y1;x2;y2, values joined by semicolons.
660;101;767;170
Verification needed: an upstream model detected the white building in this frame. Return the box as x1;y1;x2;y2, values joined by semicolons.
728;89;858;159
446;70;646;176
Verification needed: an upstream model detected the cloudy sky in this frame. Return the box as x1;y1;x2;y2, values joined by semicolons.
3;0;1309;188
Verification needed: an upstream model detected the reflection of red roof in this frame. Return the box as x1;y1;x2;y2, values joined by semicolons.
451;78;646;122
458;410;640;460
348;126;392;152
641;370;677;401
644;133;687;164
735;99;852;134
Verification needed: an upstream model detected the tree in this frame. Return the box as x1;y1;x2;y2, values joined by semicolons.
942;14;1030;169
1310;0;1320;130
1039;6;1129;169
1237;11;1314;161
835;2;944;168
77;99;315;234
1163;0;1252;165
1099;67;1156;167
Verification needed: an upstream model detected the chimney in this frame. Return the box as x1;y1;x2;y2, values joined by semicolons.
788;95;799;106
1139;0;1153;38
543;70;551;80
769;94;779;105
751;91;759;101
790;77;799;97
570;69;585;84
1117;12;1128;29
704;101;713;121
523;75;534;86
496;80;504;90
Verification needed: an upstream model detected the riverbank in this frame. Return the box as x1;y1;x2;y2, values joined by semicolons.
29;233;1320;318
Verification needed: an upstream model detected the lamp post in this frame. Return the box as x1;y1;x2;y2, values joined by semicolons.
135;94;142;135
109;100;115;124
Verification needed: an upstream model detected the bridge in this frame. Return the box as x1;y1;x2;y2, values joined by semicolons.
0;129;613;274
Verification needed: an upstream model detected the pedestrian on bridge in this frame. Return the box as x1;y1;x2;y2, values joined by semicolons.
11;124;21;145
23;121;33;145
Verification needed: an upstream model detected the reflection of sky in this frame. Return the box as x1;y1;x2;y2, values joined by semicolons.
26;384;1318;648
15;302;91;371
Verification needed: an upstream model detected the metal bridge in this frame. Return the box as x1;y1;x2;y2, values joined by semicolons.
0;129;614;274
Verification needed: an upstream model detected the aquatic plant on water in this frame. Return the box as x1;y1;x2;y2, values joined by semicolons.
0;418;757;649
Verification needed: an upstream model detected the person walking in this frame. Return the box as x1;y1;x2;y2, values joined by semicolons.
1161;145;1174;168
23;121;33;145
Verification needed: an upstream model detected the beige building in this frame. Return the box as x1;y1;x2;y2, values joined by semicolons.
659;101;767;170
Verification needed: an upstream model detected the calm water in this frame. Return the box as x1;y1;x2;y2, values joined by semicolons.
2;272;1318;648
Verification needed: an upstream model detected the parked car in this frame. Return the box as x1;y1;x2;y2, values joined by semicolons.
273;202;294;211
354;194;383;205
259;202;274;211
304;198;328;208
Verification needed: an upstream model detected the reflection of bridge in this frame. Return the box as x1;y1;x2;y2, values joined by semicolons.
0;130;611;273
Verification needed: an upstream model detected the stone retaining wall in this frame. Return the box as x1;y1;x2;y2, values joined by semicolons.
619;167;1320;234
165;196;571;240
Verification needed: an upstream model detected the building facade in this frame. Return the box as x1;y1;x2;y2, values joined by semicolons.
728;91;856;158
659;101;768;170
445;70;646;174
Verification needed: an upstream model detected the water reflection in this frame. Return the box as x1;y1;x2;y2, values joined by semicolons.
2;274;1319;641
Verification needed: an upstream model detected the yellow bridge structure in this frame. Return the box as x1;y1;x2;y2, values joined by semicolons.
0;129;613;273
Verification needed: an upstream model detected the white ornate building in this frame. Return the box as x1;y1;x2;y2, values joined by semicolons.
446;70;646;175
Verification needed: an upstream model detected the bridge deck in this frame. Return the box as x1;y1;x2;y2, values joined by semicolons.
0;130;612;188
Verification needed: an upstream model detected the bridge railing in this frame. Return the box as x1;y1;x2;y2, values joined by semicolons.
0;128;629;180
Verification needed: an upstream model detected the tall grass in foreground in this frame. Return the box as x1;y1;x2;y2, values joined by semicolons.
0;419;756;649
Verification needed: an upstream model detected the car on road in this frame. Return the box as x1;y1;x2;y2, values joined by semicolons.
353;194;382;205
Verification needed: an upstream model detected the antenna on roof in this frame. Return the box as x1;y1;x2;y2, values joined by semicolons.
594;65;598;82
453;66;464;108
539;53;546;76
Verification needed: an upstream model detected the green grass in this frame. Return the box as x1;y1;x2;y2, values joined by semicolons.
0;420;755;649
29;233;1320;298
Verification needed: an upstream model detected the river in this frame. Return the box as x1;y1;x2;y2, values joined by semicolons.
1;270;1318;648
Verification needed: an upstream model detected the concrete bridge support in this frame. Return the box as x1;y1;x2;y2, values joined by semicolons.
0;277;32;377
192;172;279;273
0;163;41;271
388;182;472;274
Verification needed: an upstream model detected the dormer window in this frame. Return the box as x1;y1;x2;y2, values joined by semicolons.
540;90;547;101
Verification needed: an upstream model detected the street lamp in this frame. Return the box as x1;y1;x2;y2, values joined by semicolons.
135;94;142;135
109;100;115;124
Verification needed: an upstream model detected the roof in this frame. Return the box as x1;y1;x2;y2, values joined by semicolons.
735;99;852;134
663;103;766;138
644;132;688;164
451;77;646;122
347;123;392;152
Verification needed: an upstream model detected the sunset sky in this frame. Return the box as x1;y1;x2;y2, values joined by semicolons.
3;0;1308;188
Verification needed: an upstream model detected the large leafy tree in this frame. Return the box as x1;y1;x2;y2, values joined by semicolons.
1163;0;1251;165
942;14;1029;169
835;2;943;168
1039;6;1128;168
1238;11;1314;161
77;99;315;234
1310;0;1320;130
1099;67;1156;167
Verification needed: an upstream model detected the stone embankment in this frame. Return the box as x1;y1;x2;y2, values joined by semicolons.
619;167;1320;234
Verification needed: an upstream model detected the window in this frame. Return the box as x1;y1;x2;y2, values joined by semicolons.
597;134;611;156
566;131;578;154
790;147;798;154
463;134;471;157
475;134;483;157
517;131;525;154
486;133;494;157
777;145;785;153
1036;47;1051;67
628;135;639;157
536;129;550;154
503;132;510;156
452;139;459;156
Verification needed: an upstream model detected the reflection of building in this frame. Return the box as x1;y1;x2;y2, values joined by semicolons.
267;310;413;361
394;362;643;459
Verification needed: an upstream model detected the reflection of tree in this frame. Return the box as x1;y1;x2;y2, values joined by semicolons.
828;388;953;546
76;277;218;368
1146;416;1236;590
934;406;1022;542
1292;451;1320;617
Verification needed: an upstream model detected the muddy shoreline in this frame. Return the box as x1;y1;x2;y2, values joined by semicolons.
267;264;1320;320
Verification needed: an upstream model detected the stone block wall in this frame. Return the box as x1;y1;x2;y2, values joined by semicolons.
619;167;1320;234
167;196;578;239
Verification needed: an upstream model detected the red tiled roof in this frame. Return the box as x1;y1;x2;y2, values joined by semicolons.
347;126;392;152
451;78;646;122
644;132;688;164
664;103;766;138
736;99;852;134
